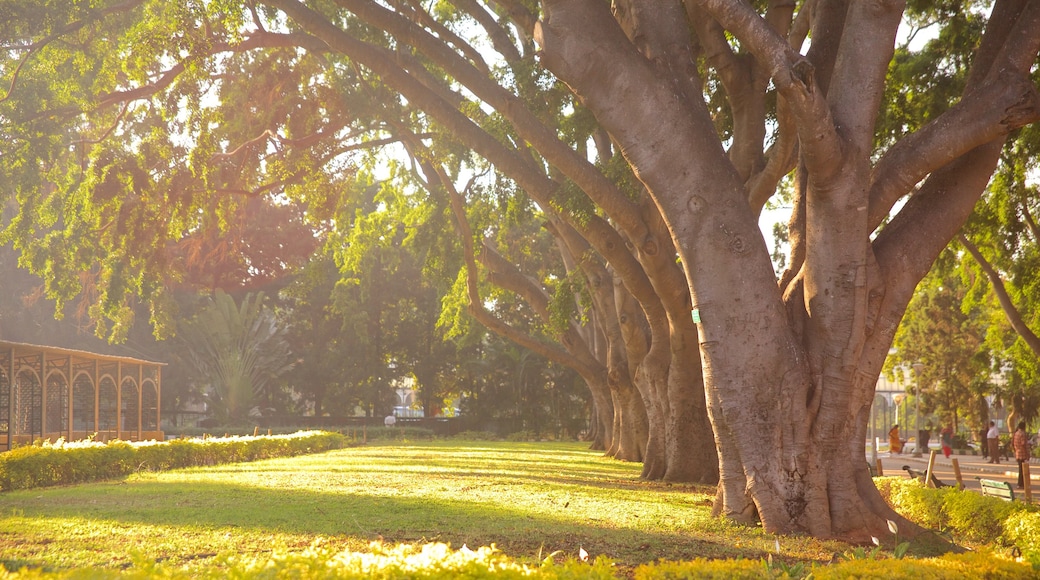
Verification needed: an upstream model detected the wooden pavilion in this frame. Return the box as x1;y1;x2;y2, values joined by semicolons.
0;340;164;450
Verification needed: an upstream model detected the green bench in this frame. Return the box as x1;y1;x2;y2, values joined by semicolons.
976;477;1015;501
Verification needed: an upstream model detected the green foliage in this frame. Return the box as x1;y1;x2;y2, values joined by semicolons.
452;430;501;441
0;431;348;492
810;551;1032;579
1;542;1032;579
874;476;1040;562
635;557;791;579
1004;510;1040;568
0;542;620;579
890;257;993;429
546;270;591;335
179;290;294;423
365;427;437;441
456;339;588;439
635;551;1031;580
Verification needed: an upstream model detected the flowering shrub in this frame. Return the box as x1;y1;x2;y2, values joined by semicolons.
0;542;1031;579
0;431;349;492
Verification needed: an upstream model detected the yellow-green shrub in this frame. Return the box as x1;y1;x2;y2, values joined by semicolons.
1004;510;1040;567
0;542;1034;579
941;485;1017;543
873;477;947;530
873;474;1040;571
810;551;1032;579
0;431;349;492
633;558;789;578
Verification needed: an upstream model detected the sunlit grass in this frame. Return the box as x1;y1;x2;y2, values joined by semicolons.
0;440;850;573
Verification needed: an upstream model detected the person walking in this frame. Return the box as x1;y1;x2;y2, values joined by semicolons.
941;424;953;458
987;420;1001;464
1014;421;1031;489
889;424;903;454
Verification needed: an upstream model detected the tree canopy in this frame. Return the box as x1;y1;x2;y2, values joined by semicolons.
2;0;1039;541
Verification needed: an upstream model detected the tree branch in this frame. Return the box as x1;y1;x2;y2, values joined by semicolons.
390;0;492;76
868;70;1040;228
331;0;649;240
693;0;843;184
436;155;604;378
0;0;146;105
1021;198;1040;245
452;0;523;63
959;233;1040;357
825;0;903;155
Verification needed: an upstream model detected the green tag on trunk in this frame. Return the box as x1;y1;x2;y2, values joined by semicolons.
691;309;701;324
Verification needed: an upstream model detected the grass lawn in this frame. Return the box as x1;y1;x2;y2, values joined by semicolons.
0;440;856;574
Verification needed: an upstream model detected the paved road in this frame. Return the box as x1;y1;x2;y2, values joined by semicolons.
868;447;1038;500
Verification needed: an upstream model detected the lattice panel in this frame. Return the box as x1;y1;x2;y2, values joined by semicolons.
0;370;9;433
13;372;41;437
46;374;68;433
141;381;158;431
72;374;96;432
121;379;139;433
98;377;117;431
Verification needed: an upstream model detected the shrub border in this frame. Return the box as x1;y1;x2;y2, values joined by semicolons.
0;430;350;492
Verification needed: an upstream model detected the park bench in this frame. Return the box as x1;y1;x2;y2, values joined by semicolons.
976;477;1015;501
902;465;949;488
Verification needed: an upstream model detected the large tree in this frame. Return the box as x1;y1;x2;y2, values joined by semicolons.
2;0;1039;541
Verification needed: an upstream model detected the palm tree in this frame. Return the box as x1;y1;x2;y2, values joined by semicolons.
180;290;294;423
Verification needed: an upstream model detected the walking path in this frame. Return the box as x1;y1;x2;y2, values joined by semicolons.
869;445;1037;498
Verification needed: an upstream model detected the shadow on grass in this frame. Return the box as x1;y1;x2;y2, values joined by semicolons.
0;477;765;571
1;442;793;572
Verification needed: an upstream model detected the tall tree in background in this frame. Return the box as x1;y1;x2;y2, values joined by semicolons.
2;0;1040;540
956;127;1040;426
890;252;993;431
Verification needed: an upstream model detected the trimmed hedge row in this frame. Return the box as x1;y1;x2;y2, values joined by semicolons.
874;476;1040;567
0;431;350;492
0;542;1033;579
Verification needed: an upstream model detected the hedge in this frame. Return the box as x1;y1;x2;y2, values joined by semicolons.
0;431;350;492
874;476;1040;566
0;542;1033;579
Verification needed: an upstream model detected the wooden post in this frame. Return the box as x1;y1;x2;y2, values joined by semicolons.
93;360;99;438
925;449;938;488
155;366;163;440
1024;463;1032;504
40;352;47;440
875;457;884;477
253;426;259;437
7;347;15;451
67;356;73;442
137;365;143;441
951;458;964;489
116;362;123;441
267;428;272;436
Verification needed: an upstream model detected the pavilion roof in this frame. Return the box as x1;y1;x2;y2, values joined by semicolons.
0;340;165;367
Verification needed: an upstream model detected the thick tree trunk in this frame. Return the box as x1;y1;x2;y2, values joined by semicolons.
553;223;650;460
613;276;669;478
586;378;614;450
536;0;1040;540
538;0;889;538
664;325;717;483
270;0;1038;539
